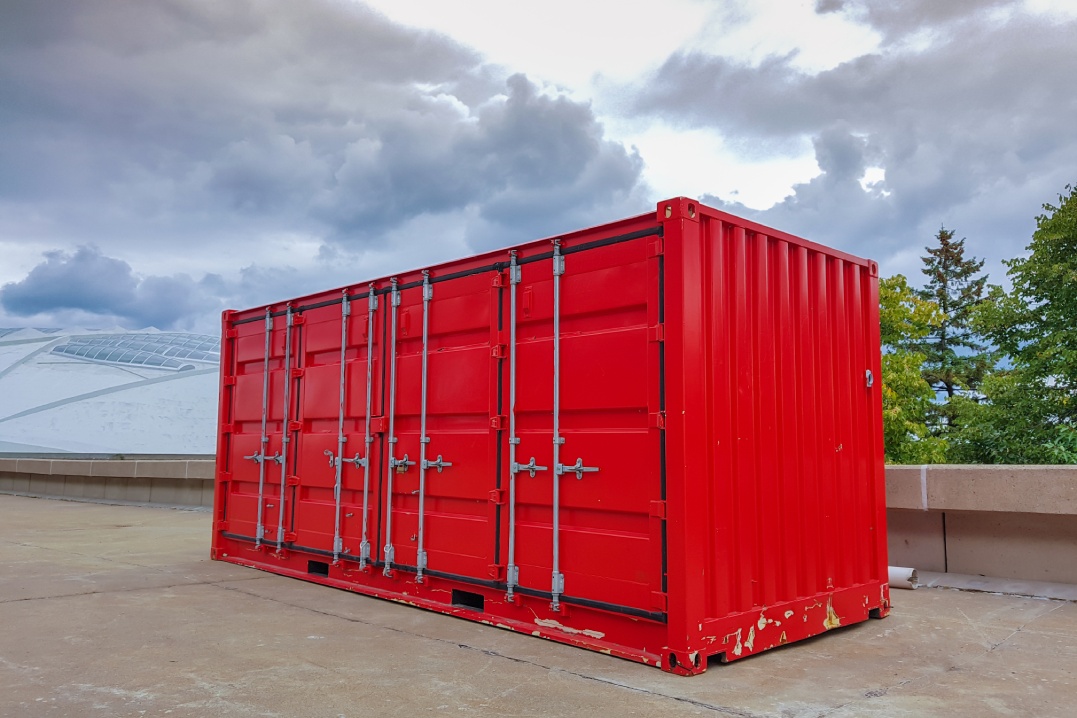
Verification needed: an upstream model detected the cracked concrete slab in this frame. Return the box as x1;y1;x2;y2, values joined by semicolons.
2;495;1076;717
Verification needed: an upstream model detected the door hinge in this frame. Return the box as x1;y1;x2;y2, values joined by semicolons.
223;376;237;387
489;415;506;430
488;564;505;580
370;416;389;433
649;500;667;519
215;520;229;531
288;420;303;432
648;324;665;342
286;475;301;487
650;411;667;429
291;315;306;326
651;591;669;611
648;237;664;257
220;423;236;434
290;367;305;379
489;489;506;505
491;344;507;359
284;531;298;543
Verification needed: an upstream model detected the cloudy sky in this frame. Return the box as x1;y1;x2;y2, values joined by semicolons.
1;0;1075;332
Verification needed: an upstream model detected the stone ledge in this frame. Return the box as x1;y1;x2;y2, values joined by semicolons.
886;464;1077;515
0;458;217;481
0;457;214;509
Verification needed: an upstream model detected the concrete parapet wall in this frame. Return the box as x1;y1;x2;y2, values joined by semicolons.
2;459;1076;584
0;457;214;508
886;464;1077;585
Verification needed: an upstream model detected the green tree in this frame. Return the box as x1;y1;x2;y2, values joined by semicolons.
950;185;1077;464
879;275;947;463
917;227;993;430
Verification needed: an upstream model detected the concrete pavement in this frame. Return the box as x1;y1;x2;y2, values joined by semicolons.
1;495;1075;717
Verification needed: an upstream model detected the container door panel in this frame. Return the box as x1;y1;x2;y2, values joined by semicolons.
293;298;380;556
222;313;296;546
383;274;499;580
421;275;499;579
514;238;663;615
384;313;423;570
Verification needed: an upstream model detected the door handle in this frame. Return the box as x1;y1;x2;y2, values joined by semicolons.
512;457;548;478
556;458;599;480
421;454;453;473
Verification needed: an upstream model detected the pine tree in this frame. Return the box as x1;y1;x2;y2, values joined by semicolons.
916;227;992;429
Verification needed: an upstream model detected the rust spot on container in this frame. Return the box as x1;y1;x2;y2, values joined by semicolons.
824;597;842;630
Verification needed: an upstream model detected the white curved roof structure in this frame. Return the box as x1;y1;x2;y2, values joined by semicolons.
0;329;219;454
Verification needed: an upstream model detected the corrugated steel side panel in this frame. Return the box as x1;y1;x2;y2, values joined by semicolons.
691;206;887;622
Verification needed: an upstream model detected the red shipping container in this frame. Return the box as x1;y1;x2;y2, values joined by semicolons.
212;197;890;674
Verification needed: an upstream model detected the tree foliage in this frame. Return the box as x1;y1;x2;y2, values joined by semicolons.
879;275;947;463
916;227;993;432
949;185;1077;464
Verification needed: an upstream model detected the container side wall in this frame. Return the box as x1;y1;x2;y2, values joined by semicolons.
694;208;887;624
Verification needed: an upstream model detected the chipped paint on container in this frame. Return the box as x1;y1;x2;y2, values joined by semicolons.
212;197;890;675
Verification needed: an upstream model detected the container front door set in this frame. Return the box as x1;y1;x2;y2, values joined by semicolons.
232;236;658;616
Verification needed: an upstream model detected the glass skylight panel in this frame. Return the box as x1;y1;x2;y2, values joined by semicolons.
49;332;219;371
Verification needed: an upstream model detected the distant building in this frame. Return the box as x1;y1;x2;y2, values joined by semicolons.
0;328;218;454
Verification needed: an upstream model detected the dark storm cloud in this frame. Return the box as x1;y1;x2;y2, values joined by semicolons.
814;0;1020;41
0;0;642;243
0;247;223;329
633;3;1077;278
0;0;647;327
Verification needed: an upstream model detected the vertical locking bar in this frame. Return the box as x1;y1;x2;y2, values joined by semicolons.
383;279;400;576
359;284;377;567
551;240;565;610
416;271;432;582
331;290;350;561
255;308;272;548
506;252;521;600
276;305;294;550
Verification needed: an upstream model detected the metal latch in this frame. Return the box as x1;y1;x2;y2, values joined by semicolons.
556;458;599;480
389;454;415;472
244;451;283;465
324;450;367;469
421;455;452;473
512;457;547;477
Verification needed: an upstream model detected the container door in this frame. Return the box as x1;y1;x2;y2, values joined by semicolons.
511;236;664;616
292;292;381;561
224;309;299;548
380;273;500;581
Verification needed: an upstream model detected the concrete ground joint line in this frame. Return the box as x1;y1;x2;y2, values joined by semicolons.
548;670;763;717
930;583;1077;604
978;600;1070;655
209;582;761;717
0;575;267;605
815;604;1063;718
7;539;162;571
